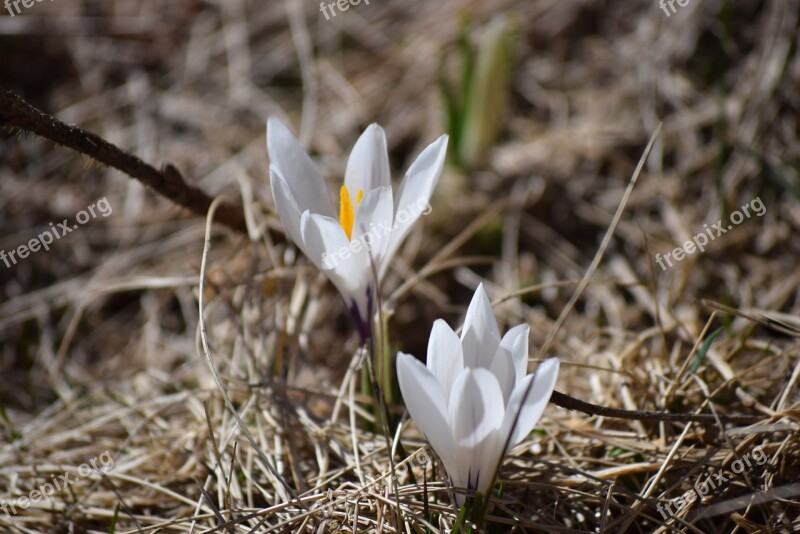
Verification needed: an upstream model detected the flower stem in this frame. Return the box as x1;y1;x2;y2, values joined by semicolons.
364;338;403;528
376;312;394;406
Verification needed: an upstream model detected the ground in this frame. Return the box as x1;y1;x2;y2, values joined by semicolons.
1;0;799;532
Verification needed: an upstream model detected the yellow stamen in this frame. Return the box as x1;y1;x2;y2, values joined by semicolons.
339;186;363;240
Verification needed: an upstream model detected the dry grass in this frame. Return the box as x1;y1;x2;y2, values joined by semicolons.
1;0;800;532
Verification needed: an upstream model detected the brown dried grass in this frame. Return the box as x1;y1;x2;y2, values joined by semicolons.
1;0;799;532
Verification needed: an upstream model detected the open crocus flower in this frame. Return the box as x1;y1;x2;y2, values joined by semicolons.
267;118;448;340
396;284;559;506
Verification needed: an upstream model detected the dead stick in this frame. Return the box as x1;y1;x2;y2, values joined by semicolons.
550;390;762;424
0;89;251;235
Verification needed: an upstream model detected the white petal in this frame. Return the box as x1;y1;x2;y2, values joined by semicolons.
300;211;371;322
489;345;515;404
267;118;336;218
460;284;501;369
501;358;560;452
426;319;464;402
449;368;505;495
269;171;306;256
299;211;350;271
462;284;501;342
498;324;530;385
352;186;393;272
344;124;390;198
379;135;448;278
396;353;458;476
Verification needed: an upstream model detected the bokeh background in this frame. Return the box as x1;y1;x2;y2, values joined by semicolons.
1;0;799;532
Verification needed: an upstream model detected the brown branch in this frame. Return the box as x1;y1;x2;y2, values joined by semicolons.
0;89;250;235
550;390;763;424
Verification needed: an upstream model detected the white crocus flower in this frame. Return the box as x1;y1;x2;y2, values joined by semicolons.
267;119;448;340
396;284;559;506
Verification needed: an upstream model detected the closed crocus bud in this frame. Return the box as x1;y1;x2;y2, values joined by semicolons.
396;284;559;506
267;119;448;340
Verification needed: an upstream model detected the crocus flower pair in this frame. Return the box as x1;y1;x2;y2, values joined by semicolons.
267;118;448;340
397;284;559;505
266;121;559;506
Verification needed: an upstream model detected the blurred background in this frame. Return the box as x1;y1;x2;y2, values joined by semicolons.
1;0;799;531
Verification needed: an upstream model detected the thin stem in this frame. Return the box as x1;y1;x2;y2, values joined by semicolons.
363;339;404;528
377;309;394;406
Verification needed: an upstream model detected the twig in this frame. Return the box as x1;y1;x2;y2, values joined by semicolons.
0;89;249;234
549;390;762;424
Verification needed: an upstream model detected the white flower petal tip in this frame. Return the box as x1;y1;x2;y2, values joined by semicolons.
461;283;501;368
502;357;560;451
396;285;561;508
379;134;449;278
345;124;390;196
266;119;445;340
267;119;335;219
